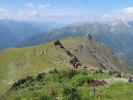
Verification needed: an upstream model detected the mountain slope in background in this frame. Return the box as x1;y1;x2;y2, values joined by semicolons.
21;21;133;66
2;19;133;67
0;20;63;49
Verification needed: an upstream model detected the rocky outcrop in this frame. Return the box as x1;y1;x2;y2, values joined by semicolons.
54;40;65;49
10;72;46;91
10;76;34;90
54;35;127;72
80;35;120;71
87;80;107;87
54;40;82;69
36;72;45;81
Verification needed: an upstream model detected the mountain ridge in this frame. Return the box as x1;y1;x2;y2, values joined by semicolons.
19;21;133;67
0;36;128;95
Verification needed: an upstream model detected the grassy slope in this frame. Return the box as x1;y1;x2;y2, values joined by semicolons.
3;69;133;100
0;36;128;96
0;37;87;95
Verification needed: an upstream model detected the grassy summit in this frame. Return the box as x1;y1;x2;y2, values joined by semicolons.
0;36;128;95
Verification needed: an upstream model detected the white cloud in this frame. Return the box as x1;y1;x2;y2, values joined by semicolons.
0;1;91;23
102;7;133;23
120;7;133;14
0;2;100;23
18;9;38;20
0;8;10;19
38;4;51;9
25;2;34;9
1;3;133;24
0;8;8;13
119;7;133;22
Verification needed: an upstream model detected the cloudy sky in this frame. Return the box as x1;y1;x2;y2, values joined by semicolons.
0;0;133;23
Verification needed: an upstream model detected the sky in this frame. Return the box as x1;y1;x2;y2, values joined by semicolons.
1;0;133;23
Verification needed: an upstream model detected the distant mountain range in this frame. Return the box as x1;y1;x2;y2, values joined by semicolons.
18;21;133;67
20;21;133;47
1;20;133;66
0;20;63;49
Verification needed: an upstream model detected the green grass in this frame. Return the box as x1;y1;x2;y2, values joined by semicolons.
96;82;133;100
0;36;128;96
0;37;86;95
3;69;133;100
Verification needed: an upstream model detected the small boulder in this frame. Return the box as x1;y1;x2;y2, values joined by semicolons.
36;72;45;81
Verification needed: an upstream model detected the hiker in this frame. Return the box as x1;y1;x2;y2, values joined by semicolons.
128;76;133;83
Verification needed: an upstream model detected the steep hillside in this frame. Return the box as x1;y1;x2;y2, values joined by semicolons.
0;36;128;95
21;22;133;67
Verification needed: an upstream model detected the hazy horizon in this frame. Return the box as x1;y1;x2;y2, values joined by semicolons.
0;0;133;23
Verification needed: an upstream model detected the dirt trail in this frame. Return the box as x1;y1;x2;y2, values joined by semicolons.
105;77;128;84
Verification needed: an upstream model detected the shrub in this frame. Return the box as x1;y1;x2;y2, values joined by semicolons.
71;73;93;87
63;87;80;100
40;95;54;100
